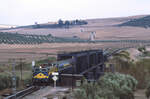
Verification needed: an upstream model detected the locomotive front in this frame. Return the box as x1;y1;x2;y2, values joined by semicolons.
32;66;49;85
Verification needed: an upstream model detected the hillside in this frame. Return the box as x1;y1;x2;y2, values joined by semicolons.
1;15;150;41
119;15;150;28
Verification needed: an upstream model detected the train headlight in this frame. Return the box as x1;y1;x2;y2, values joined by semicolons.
40;66;42;69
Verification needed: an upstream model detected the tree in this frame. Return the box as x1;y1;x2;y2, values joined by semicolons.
75;19;79;24
64;20;70;28
58;19;63;26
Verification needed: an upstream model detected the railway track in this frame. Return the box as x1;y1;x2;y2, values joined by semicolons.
4;86;40;99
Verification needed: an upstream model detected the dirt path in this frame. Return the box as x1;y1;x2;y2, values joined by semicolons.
135;90;146;99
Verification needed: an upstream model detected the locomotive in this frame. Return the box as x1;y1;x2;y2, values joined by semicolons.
32;65;50;85
32;59;74;85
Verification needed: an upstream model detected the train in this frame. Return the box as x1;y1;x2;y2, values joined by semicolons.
32;59;74;85
32;49;109;86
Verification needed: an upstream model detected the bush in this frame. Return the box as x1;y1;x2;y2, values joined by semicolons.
98;73;137;99
73;73;138;99
0;74;20;90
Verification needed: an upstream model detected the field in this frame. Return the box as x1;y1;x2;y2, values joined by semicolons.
0;41;145;65
0;43;118;64
1;15;150;41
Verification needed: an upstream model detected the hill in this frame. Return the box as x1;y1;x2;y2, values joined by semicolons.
1;15;150;41
0;24;17;29
12;19;88;29
119;15;150;28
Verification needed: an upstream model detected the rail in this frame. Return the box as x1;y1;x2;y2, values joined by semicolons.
4;86;40;99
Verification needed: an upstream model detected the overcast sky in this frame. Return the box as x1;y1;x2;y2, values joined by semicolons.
0;0;150;25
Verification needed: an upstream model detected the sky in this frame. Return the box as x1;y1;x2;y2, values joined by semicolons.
0;0;150;25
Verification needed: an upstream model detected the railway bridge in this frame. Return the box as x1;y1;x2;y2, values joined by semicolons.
55;49;112;86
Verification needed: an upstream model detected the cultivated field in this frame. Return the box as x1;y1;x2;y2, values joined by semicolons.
0;43;113;64
0;42;145;65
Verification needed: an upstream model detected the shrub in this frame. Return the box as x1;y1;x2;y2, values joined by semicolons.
97;73;137;99
0;74;20;90
73;73;137;99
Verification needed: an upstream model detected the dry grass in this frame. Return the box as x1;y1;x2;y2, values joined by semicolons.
0;43;106;64
0;42;144;65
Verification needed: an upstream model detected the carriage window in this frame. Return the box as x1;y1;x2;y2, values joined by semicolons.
42;69;47;72
35;68;40;72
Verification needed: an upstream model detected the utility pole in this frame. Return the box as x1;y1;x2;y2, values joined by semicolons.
11;58;16;98
19;58;23;82
72;56;76;91
18;58;26;87
72;64;74;91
